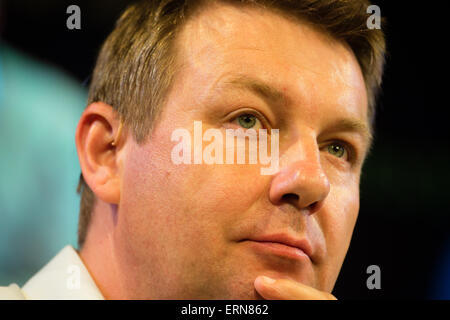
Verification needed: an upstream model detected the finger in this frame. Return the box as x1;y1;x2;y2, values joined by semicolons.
254;276;337;300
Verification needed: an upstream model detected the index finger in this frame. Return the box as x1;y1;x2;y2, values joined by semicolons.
254;276;337;300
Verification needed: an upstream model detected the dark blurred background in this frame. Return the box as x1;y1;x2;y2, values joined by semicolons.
0;0;448;299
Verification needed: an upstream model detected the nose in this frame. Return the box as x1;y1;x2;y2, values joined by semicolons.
269;155;330;215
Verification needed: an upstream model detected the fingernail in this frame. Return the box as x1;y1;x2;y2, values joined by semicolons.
260;276;276;285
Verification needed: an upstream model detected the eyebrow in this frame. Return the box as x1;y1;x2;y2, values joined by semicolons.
221;75;287;106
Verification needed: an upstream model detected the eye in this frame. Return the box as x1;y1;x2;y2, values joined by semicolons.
327;143;348;159
233;113;263;130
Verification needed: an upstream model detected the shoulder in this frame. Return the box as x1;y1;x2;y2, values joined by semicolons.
0;284;27;300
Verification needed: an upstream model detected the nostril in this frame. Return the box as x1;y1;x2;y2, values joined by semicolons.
281;193;300;203
308;201;319;212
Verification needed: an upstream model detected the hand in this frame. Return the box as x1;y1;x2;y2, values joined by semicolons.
254;276;337;300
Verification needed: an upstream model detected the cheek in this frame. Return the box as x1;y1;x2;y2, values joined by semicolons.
119;140;183;251
119;133;268;250
321;182;360;262
329;185;359;239
315;182;359;291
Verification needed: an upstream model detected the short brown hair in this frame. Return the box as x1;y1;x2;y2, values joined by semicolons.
77;0;386;248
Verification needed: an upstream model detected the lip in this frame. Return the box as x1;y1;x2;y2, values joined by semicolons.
242;233;313;262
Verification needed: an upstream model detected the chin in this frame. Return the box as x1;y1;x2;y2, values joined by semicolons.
218;290;262;300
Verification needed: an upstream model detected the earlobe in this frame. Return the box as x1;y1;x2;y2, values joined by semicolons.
75;102;124;205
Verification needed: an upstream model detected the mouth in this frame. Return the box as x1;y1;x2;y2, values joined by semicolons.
240;233;313;262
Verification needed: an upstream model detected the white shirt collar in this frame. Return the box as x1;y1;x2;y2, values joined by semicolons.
21;245;104;300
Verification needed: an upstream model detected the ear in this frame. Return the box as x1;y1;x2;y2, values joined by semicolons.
75;102;126;204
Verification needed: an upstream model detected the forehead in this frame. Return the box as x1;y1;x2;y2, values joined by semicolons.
173;2;368;126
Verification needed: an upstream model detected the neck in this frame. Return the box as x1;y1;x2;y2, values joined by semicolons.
79;201;127;299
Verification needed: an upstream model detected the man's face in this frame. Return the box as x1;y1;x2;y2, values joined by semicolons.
116;3;370;299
